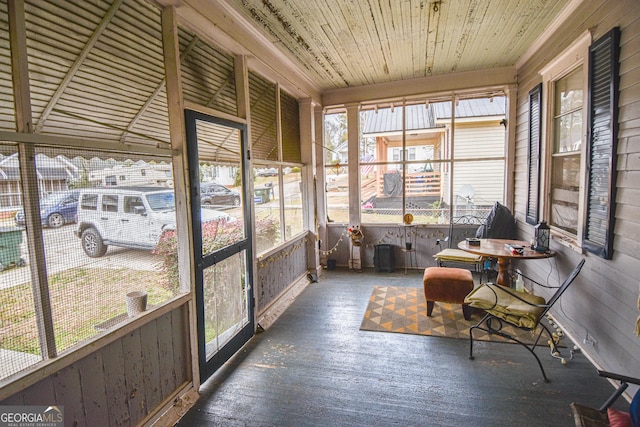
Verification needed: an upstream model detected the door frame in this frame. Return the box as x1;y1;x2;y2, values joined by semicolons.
184;109;254;382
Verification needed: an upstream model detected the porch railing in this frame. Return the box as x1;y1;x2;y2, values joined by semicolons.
377;171;441;197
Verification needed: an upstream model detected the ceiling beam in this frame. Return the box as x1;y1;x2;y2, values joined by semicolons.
34;0;125;133
322;66;517;107
120;34;201;143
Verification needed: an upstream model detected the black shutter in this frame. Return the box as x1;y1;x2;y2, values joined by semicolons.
583;27;620;259
526;83;542;225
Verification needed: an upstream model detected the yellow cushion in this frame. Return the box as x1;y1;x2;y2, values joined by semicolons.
464;284;546;329
434;248;483;262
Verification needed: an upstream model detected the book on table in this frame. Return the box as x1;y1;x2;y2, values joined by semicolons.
504;243;524;255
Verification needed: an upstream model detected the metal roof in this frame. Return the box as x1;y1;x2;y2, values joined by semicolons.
0;154;78;181
363;98;505;134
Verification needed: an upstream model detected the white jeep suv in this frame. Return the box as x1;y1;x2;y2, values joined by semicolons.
75;187;231;257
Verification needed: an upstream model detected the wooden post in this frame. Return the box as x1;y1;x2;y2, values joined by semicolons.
346;103;361;269
299;98;320;275
9;0;57;359
160;4;197;385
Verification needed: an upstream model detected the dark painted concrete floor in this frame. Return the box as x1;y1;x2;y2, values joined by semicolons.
176;268;626;426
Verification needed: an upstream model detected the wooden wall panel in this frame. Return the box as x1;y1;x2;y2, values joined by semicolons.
256;235;309;314
171;308;189;388
77;353;109;426
122;330;146;423
156;312;177;398
0;304;191;427
20;376;54;406
513;0;640;379
53;363;87;426
139;320;162;414
102;339;132;426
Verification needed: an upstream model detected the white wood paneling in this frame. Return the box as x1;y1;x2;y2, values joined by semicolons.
514;0;640;381
223;0;569;92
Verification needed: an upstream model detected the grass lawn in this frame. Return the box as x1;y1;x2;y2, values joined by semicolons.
0;267;173;354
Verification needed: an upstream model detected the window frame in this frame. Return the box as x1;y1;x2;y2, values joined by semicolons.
539;31;592;247
250;84;305;255
351;96;508;225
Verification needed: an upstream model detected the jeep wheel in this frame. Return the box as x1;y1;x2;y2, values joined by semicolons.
81;227;107;257
48;213;65;228
232;197;241;207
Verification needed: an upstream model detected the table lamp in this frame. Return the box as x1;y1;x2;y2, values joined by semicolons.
534;220;550;252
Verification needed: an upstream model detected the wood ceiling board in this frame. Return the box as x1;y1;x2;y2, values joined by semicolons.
223;0;570;93
176;0;322;102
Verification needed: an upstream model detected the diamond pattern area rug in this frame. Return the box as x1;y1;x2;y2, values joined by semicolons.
360;286;542;344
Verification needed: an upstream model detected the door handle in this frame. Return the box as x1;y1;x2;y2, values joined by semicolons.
121;219;129;222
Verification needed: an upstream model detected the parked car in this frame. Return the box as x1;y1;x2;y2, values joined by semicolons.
74;187;232;257
14;190;79;228
200;183;241;207
256;168;277;177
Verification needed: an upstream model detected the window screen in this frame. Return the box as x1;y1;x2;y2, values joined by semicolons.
0;143;178;381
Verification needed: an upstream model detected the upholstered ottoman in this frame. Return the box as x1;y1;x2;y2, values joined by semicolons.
423;267;474;320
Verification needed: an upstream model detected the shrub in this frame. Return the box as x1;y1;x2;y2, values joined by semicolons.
154;217;278;294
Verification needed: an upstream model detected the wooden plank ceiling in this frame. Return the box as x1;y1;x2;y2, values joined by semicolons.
224;0;571;91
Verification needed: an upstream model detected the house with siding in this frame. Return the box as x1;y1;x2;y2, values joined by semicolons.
0;153;78;210
0;0;639;425
362;98;506;211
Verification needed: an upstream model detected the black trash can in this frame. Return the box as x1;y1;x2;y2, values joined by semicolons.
374;244;395;272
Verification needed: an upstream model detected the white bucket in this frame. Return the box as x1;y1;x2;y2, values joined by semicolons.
126;291;148;317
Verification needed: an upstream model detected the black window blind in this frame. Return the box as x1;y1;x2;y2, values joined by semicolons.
583;27;620;259
526;83;542;226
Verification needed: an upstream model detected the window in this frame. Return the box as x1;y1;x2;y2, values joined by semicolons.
80;193;98;211
354;96;506;224
0;144;177;381
540;33;590;243
540;28;619;257
124;196;144;214
102;194;119;212
249;74;305;254
550;67;583;235
323;112;349;223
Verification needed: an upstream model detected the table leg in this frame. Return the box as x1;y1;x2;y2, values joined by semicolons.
496;257;511;287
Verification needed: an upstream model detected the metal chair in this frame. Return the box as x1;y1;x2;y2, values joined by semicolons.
433;214;485;272
464;258;585;382
571;370;640;427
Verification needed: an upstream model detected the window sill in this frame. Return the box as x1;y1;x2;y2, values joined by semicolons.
551;233;584;254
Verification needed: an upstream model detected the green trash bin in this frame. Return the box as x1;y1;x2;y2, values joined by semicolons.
0;226;26;272
254;187;272;204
